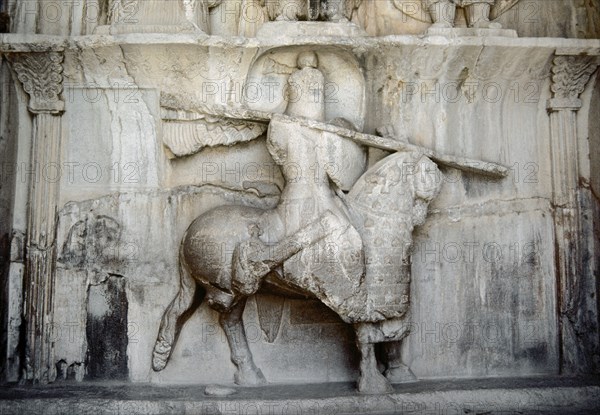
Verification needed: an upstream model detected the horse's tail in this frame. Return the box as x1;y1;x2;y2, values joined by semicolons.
152;240;203;371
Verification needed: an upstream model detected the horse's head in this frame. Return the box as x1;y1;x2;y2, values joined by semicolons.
347;151;443;229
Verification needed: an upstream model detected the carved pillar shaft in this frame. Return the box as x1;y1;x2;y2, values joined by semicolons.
7;52;64;383
548;107;582;371
24;113;62;383
547;54;599;373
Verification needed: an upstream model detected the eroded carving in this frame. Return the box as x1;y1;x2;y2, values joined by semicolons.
426;0;500;28
239;0;366;37
259;0;359;22
59;215;122;269
393;0;520;30
108;0;222;33
152;115;445;393
152;51;508;393
161;107;268;157
255;293;285;343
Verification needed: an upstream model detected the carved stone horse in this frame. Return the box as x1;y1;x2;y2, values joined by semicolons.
152;140;442;393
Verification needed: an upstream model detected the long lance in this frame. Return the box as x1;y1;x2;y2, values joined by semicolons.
272;114;509;178
160;95;509;178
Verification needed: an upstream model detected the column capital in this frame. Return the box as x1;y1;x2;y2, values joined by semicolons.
6;52;65;114
547;54;599;112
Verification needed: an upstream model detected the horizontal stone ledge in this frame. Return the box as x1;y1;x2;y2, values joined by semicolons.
0;376;598;415
0;33;599;54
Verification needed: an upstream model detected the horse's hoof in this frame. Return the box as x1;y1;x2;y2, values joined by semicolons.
357;372;394;395
234;367;267;386
152;339;172;371
385;365;417;383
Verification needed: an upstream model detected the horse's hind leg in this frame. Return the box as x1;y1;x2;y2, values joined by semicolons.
152;254;203;371
220;298;266;386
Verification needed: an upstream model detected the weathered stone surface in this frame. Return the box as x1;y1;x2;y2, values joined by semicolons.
204;384;237;397
0;0;599;408
1;377;600;414
85;273;129;380
6;0;600;38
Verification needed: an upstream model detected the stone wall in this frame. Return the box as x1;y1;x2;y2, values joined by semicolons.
0;0;599;389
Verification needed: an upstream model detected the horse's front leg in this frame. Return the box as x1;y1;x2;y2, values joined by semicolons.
355;323;393;394
220;298;266;386
383;341;417;383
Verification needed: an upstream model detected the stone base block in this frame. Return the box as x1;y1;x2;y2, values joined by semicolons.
94;25;204;35
425;27;518;37
1;376;599;414
256;21;368;39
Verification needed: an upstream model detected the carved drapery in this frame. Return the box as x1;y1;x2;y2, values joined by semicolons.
547;53;599;373
6;52;64;383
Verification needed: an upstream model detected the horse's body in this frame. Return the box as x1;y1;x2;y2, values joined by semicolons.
152;118;442;393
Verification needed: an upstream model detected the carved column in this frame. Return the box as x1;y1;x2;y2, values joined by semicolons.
7;52;64;383
547;53;599;373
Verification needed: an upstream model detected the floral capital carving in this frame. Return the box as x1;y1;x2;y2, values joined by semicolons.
7;52;65;114
548;54;600;111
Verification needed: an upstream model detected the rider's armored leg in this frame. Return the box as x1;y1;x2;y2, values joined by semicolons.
231;211;342;296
